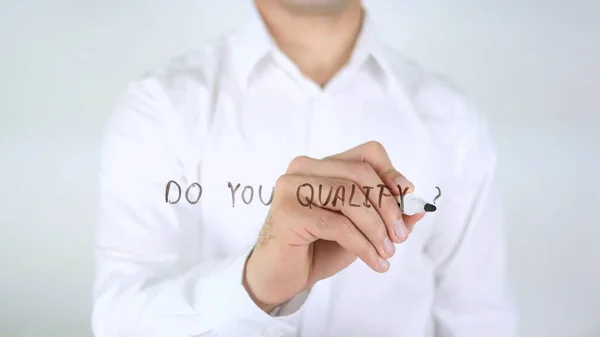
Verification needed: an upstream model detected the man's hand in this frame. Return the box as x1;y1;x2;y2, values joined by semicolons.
243;141;426;312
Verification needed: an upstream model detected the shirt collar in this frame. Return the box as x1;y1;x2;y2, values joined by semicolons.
228;4;393;90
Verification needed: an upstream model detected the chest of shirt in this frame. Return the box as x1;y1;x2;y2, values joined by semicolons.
190;87;443;259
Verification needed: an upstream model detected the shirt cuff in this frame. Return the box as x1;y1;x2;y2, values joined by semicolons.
271;288;311;317
198;245;307;337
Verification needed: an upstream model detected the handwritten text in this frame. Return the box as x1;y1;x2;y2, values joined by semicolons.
164;181;441;209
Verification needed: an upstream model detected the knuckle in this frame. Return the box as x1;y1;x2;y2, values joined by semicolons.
287;155;310;172
342;179;355;190
366;140;385;153
362;212;387;239
313;214;329;232
359;245;376;262
325;181;337;193
362;203;374;215
325;178;342;194
383;204;402;220
275;174;288;187
369;248;381;264
374;225;388;242
338;218;354;235
348;161;372;180
342;181;355;197
275;174;294;191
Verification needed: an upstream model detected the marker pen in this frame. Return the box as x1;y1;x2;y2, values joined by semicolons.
397;193;437;215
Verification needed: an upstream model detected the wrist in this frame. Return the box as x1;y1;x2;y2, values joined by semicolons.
243;250;279;313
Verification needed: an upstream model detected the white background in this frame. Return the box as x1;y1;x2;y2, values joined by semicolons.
1;1;599;336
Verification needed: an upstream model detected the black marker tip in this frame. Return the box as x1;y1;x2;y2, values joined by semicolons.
424;203;437;212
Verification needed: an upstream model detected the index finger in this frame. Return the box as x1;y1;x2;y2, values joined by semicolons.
324;141;414;195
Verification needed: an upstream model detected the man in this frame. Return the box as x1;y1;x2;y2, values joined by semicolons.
92;0;517;336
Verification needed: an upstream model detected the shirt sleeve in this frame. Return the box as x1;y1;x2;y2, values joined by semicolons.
92;77;305;337
426;107;518;337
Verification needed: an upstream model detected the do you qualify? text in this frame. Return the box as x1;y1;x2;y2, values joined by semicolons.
164;180;429;209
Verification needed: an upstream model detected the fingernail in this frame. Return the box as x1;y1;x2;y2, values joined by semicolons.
377;256;390;271
383;236;395;257
394;219;408;240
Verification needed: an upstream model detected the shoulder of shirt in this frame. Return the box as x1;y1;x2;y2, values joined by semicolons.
377;44;498;172
377;43;479;125
136;34;228;103
122;35;231;145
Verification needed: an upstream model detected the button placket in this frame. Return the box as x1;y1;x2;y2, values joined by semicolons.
307;95;336;156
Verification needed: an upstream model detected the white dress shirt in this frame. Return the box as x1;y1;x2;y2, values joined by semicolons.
93;5;517;337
